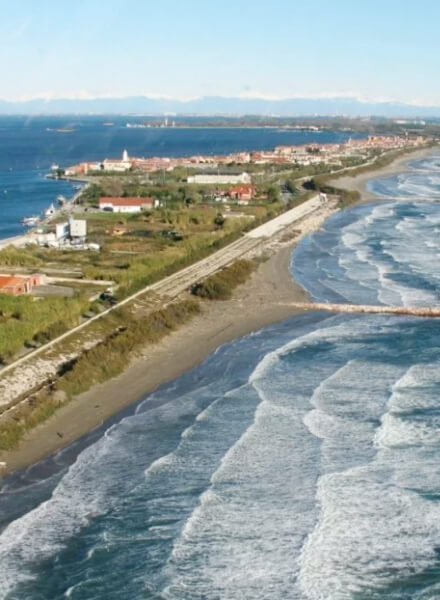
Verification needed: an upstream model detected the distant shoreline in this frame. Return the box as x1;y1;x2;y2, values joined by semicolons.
330;145;437;203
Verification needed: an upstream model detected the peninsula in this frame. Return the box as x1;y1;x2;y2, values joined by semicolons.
0;138;434;476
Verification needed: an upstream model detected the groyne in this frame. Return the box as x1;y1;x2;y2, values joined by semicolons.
286;302;440;318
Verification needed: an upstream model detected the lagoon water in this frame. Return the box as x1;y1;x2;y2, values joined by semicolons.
0;116;360;239
2;146;440;597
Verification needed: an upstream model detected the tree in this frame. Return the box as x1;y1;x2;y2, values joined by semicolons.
214;213;225;229
267;184;280;203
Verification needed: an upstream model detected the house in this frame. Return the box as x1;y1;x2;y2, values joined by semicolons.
112;225;131;236
228;184;257;204
99;197;155;213
187;172;251;185
0;274;45;295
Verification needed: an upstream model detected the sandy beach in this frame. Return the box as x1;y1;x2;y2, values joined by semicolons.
331;146;438;202
0;220;316;475
0;145;435;477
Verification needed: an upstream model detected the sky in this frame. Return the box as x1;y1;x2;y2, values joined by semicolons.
1;0;440;104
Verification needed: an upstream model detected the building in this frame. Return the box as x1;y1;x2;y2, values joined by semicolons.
228;184;257;204
56;222;70;240
69;218;87;239
99;149;132;172
66;151;132;174
187;172;251;185
56;218;87;241
0;274;45;295
112;225;132;236
99;197;155;213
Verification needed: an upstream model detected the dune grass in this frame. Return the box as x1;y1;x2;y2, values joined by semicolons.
191;259;257;300
0;298;201;450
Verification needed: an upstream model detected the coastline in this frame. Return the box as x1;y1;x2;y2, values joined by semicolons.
0;144;436;477
0;239;310;475
330;145;437;203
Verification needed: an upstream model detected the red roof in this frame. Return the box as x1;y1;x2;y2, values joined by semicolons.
99;197;153;207
229;184;256;192
0;275;29;291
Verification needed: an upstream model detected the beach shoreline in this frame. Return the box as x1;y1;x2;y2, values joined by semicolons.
0;144;435;478
330;145;438;203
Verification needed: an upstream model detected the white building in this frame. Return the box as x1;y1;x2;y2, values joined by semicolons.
99;197;154;213
187;172;251;185
70;218;87;238
99;150;132;172
55;218;87;241
56;222;70;240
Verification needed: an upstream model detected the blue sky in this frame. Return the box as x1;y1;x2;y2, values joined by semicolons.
1;0;440;103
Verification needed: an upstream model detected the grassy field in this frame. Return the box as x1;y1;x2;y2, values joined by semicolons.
0;197;284;363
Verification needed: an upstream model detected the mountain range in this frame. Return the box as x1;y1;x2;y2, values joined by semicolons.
0;95;440;117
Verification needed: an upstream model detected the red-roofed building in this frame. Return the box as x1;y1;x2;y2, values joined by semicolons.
228;184;257;204
99;197;155;213
0;274;44;295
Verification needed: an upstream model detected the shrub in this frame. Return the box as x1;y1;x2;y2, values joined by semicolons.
191;259;256;300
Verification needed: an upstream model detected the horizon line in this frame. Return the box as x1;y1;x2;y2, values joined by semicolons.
0;94;439;108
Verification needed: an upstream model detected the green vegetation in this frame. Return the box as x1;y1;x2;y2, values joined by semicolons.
191;259;256;300
303;177;361;208
0;294;89;363
57;298;201;398
0;298;201;450
0;197;282;362
304;145;433;209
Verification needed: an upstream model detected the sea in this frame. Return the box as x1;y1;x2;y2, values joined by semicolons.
1;126;440;598
0;116;361;239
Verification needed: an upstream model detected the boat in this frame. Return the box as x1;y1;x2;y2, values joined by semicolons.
22;216;41;227
56;195;67;205
44;203;56;217
50;163;59;171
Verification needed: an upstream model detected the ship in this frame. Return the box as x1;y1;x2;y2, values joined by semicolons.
44;204;56;217
21;216;41;227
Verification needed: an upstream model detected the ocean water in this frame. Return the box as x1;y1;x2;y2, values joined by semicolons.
2;155;440;599
0;116;361;239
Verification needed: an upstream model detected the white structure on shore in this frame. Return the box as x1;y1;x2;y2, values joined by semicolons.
56;218;87;242
102;149;132;172
187;172;251;185
99;196;155;213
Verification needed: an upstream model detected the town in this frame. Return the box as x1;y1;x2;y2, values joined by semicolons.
63;134;428;176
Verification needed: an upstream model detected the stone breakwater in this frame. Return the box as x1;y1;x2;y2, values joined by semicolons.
286;302;440;317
